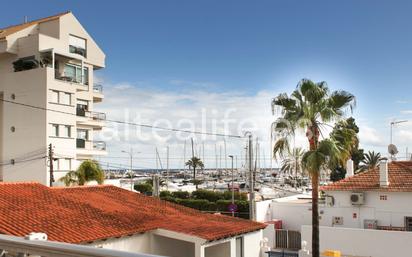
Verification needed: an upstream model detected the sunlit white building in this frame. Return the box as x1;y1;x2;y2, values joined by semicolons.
0;12;106;185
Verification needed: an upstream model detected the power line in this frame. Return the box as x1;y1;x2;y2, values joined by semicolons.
1;99;244;139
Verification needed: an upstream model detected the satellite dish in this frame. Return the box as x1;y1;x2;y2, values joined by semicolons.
388;144;399;156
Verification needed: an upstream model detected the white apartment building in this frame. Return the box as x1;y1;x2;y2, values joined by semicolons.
0;12;106;185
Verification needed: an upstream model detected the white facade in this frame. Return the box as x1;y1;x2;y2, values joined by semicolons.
301;225;412;257
0;12;106;185
89;229;264;257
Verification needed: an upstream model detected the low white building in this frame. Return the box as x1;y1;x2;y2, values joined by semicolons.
0;182;267;257
257;160;412;257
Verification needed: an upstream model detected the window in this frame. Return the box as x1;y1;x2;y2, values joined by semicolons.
380;195;387;201
59;158;71;171
77;129;88;140
63;125;71;138
60;92;71;105
50;90;59;103
236;237;243;257
51;124;59;137
49;90;72;105
69;35;86;57
405;217;412;231
64;64;89;84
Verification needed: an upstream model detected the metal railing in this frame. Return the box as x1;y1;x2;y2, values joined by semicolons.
93;141;106;151
76;109;106;121
93;84;103;93
0;234;160;257
275;230;301;250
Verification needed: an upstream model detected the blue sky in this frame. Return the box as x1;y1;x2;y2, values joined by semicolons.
2;1;412;168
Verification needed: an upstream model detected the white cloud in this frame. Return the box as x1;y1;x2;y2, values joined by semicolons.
358;125;385;148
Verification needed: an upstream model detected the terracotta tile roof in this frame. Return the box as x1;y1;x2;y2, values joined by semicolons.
0;182;265;244
0;11;70;40
321;161;412;192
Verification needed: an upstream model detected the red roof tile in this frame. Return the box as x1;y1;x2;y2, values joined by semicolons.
0;183;265;244
321;161;412;192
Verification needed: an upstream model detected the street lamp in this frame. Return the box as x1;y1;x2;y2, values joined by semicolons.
228;155;234;217
122;148;141;191
390;120;408;144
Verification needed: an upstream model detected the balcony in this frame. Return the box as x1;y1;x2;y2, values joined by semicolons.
93;83;104;103
76;109;106;129
0;233;158;257
76;139;107;156
93;141;106;151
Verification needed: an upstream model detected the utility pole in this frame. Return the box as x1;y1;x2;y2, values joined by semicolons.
229;155;234;217
183;140;187;179
247;133;255;221
48;143;54;187
166;146;169;190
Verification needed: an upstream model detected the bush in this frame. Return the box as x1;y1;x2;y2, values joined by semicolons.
161;196;179;204
159;190;172;198
191;179;203;185
134;183;152;195
176;199;211;211
222;191;247;201
192;190;224;202
216;200;249;219
171;191;190;199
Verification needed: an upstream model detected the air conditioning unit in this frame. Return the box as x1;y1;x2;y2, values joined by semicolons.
325;195;335;207
364;219;378;229
350;193;364;205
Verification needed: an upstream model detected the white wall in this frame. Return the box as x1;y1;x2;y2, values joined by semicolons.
204;241;230;257
243;230;263;257
92;233;151;254
256;200;273;222
271;202;312;231
324;191;412;228
301;225;412;257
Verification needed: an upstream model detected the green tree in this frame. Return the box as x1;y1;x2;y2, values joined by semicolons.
329;117;363;181
59;160;105;186
272;79;355;257
280;147;305;177
185;157;204;188
359;151;384;171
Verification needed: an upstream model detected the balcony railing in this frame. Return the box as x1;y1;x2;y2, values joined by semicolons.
77;138;86;149
76;109;106;121
0;233;160;257
93;141;106;151
93;84;103;93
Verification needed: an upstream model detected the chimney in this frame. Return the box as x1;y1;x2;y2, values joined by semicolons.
379;160;389;187
345;159;354;178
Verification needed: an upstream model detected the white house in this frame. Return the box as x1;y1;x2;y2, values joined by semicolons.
0;182;267;257
257;160;412;257
0;12;106;185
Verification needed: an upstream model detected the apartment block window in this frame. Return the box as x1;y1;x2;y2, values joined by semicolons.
64;64;89;84
51;90;59;103
380;195;388;201
62;125;71;138
77;129;89;140
69;35;86;57
59;158;71;171
51;124;59;137
50;90;72;105
60;92;71;105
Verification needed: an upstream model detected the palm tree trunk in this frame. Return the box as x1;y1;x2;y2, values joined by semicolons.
312;171;320;257
309;125;320;257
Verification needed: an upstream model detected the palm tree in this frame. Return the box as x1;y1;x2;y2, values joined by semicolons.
272;79;355;257
359;151;384;172
60;160;105;186
281;147;305;177
185;157;204;188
